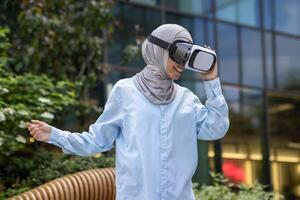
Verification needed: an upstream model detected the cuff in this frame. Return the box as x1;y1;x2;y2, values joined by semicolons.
47;125;64;144
203;77;222;98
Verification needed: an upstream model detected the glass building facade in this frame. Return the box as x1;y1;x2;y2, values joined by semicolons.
104;0;300;199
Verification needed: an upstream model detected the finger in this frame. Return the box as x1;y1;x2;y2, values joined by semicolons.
28;131;33;136
29;130;37;137
33;131;42;138
30;130;38;137
26;122;33;129
34;132;42;140
30;127;40;136
31;126;39;132
35;134;41;141
32;133;41;140
27;124;32;131
31;120;44;126
27;124;38;131
29;122;43;130
28;126;36;132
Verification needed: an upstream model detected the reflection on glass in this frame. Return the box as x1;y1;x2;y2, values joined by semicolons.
216;0;236;23
206;20;216;49
223;85;240;113
222;159;246;184
265;33;274;89
268;93;300;199
217;23;239;84
276;35;300;90
253;160;262;184
263;0;272;30
275;0;300;35
131;0;160;6
165;0;213;16
241;28;263;87
279;163;300;200
208;85;262;185
221;87;263;184
109;4;161;68
166;13;205;43
238;0;260;26
241;88;263;159
268;93;300;152
216;0;260;27
192;18;205;44
242;88;263;126
209;157;215;172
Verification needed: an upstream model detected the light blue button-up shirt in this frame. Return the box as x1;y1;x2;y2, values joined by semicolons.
47;76;229;200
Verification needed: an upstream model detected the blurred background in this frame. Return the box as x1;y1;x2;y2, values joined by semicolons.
0;0;299;199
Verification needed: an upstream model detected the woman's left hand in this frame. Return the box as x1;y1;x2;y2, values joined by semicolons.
198;45;218;81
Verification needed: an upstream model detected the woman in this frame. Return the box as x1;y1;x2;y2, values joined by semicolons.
27;24;229;200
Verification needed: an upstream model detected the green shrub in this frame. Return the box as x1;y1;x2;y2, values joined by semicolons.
0;25;78;156
193;172;285;200
0;70;81;182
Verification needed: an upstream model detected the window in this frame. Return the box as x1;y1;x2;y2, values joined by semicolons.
276;35;300;90
222;87;263;184
265;33;274;89
216;0;260;27
241;28;263;87
274;0;300;35
217;23;239;84
130;0;160;6
164;0;213;16
268;93;300;153
109;4;161;68
268;92;300;198
263;0;272;30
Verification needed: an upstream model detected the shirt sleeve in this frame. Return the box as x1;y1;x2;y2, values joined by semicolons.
46;84;124;156
194;77;229;140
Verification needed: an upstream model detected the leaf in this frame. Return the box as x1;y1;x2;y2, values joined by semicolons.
0;111;6;122
15;135;26;144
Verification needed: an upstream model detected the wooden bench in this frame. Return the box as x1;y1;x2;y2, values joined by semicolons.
9;167;116;200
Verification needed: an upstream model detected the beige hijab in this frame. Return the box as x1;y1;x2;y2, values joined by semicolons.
134;24;193;105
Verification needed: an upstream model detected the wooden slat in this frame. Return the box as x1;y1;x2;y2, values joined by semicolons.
9;168;116;200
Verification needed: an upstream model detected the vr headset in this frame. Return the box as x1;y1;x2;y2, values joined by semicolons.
147;35;217;73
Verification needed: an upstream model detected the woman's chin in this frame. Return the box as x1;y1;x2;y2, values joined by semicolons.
167;72;182;80
173;75;181;80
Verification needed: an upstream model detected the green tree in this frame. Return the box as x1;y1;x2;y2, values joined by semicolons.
8;0;113;78
196;172;285;200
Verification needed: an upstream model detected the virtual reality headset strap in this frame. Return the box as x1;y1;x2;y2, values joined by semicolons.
147;35;192;64
147;35;170;50
148;34;191;51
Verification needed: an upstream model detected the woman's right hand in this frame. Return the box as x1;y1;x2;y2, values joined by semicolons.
26;120;52;142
